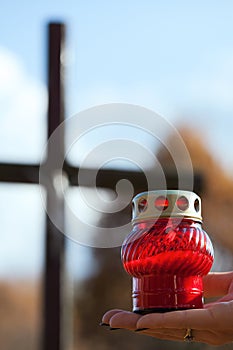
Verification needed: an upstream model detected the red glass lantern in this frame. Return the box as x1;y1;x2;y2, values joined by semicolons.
121;190;214;314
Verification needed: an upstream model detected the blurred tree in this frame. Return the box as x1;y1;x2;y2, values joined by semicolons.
0;281;41;350
157;127;233;254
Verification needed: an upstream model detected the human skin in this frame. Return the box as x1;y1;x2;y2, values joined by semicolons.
101;272;233;346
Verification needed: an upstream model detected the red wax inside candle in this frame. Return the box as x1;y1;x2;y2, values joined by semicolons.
121;218;214;313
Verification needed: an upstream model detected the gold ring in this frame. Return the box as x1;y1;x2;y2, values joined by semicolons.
184;328;194;342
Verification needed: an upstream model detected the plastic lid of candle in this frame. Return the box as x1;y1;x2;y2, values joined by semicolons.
132;190;202;223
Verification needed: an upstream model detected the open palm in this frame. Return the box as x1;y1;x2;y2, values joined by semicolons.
102;272;233;346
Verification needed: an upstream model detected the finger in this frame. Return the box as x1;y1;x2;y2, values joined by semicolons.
137;327;185;339
101;309;124;325
215;293;233;303
109;310;141;330
139;329;183;342
195;329;233;346
137;328;225;345
205;296;233;306
203;271;233;298
136;307;220;331
141;329;210;343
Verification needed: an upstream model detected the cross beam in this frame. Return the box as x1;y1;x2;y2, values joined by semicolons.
0;163;203;193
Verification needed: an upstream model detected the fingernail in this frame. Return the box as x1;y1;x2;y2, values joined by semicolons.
109;327;121;330
135;328;149;332
99;322;110;327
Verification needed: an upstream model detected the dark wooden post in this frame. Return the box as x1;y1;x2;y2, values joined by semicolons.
42;22;66;350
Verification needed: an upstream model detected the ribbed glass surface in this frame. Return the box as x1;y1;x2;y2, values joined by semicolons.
122;218;214;278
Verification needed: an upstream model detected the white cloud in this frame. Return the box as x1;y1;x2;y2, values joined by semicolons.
0;183;45;280
0;47;48;163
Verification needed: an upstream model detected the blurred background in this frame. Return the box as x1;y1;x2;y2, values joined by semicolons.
1;1;233;349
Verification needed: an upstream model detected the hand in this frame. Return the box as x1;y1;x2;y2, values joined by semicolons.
101;272;233;345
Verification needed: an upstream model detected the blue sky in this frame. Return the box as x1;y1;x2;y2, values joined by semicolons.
1;1;233;167
1;0;233;279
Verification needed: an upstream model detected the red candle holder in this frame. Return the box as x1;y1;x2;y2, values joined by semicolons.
121;190;214;314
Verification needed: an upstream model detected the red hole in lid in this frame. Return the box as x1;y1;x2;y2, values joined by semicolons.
154;196;169;211
138;198;148;213
194;198;200;212
176;196;189;211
